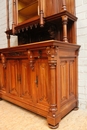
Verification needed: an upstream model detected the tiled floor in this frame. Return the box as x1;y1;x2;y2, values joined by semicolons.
0;100;87;130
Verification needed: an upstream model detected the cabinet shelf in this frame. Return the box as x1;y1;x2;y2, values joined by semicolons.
18;0;38;23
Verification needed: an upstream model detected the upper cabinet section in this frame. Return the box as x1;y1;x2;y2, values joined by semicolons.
16;0;75;24
6;0;77;47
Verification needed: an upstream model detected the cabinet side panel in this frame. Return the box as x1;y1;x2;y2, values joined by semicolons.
60;60;69;107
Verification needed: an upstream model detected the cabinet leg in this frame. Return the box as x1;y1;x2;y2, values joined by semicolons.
74;101;79;111
48;123;59;129
74;107;79;111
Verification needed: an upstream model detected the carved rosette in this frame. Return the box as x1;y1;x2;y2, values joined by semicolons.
28;50;35;70
1;53;6;69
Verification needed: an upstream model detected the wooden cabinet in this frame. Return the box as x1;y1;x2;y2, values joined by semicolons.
1;0;80;128
0;41;80;128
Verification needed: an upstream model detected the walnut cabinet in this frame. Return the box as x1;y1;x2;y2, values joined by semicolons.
0;41;80;128
0;0;80;129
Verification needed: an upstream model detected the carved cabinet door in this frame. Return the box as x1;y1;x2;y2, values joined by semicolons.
7;60;20;97
20;59;37;104
36;59;50;110
20;58;50;109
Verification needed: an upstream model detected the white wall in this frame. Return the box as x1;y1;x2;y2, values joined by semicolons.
0;0;17;48
76;0;87;109
0;0;87;109
0;0;7;48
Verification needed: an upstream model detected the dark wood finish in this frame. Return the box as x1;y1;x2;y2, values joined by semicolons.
0;40;80;128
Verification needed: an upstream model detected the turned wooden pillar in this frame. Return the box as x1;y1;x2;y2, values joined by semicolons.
6;0;10;47
6;34;10;48
46;46;60;129
12;0;17;34
62;0;66;11
6;0;10;31
62;15;68;42
40;0;44;27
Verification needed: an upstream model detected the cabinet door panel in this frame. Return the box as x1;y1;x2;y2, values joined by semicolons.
37;59;50;108
60;61;69;106
20;60;37;103
7;60;20;96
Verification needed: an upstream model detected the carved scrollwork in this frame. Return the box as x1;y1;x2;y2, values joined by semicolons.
1;53;6;69
8;52;24;57
28;50;35;71
46;46;58;68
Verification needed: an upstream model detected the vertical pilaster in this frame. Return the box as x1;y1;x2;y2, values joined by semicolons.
46;46;60;129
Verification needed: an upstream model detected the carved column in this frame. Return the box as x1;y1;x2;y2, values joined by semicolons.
46;46;60;129
62;15;68;42
1;53;6;69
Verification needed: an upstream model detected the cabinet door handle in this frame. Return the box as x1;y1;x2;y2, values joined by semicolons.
35;76;38;86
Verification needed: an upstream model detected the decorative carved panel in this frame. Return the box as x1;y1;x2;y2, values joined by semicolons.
7;60;19;96
60;61;69;106
37;59;50;106
20;60;34;102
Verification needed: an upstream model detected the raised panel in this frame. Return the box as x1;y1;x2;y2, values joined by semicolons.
69;60;75;97
60;61;69;106
0;62;6;92
37;59;50;107
20;60;37;103
7;60;20;96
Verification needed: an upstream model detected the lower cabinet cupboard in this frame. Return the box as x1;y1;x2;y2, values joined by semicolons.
0;40;80;128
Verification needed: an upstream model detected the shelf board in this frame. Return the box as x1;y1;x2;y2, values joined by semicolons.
15;15;40;30
18;1;38;17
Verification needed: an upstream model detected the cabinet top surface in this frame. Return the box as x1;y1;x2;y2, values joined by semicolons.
0;40;80;53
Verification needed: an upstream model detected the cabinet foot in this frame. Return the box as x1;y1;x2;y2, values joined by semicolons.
48;123;59;129
0;98;2;101
74;107;79;111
